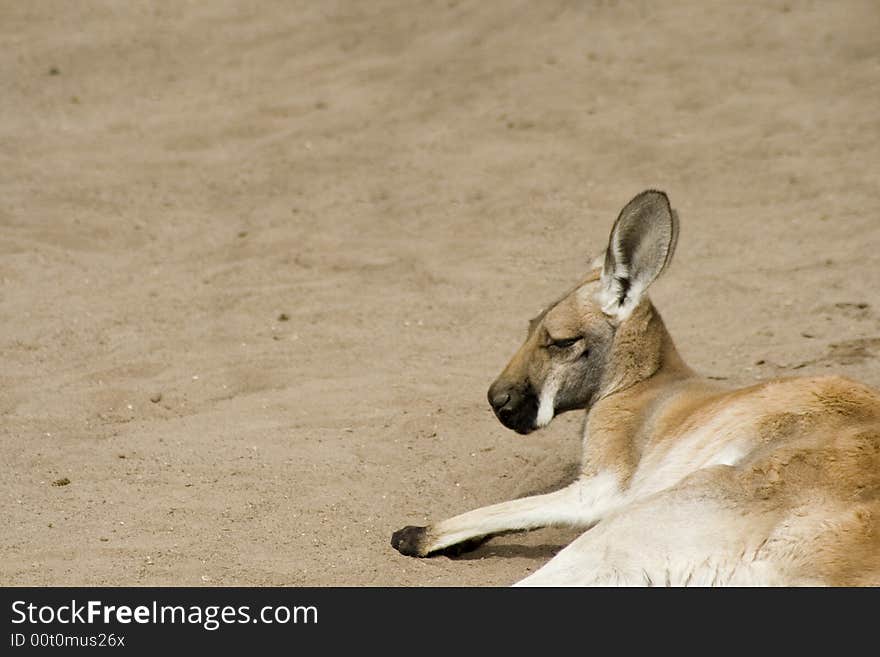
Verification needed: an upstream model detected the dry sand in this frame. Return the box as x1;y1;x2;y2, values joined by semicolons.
2;1;879;586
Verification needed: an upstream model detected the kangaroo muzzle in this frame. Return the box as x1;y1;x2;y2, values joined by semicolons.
488;380;539;434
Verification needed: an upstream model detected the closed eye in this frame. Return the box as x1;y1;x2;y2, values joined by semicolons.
550;337;581;349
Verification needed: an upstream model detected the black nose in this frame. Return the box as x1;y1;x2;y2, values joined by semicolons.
488;383;522;421
487;382;538;434
490;391;511;412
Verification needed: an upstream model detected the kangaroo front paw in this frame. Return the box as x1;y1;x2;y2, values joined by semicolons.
391;525;431;557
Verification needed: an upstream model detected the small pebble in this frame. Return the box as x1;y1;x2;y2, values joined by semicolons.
278;313;290;321
52;477;70;487
150;392;162;403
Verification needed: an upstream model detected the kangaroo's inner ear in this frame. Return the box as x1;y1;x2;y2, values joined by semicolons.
598;190;679;321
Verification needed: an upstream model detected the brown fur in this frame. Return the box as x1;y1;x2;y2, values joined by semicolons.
584;302;880;584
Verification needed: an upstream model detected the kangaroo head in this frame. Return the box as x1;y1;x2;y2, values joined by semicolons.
487;190;680;434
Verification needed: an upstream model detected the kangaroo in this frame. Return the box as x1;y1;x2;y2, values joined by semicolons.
391;190;880;586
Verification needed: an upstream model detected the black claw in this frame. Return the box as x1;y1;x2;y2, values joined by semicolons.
391;525;428;557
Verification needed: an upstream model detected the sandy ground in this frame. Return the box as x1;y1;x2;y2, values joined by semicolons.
1;1;879;586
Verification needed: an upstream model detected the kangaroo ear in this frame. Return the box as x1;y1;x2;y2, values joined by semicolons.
598;190;679;321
